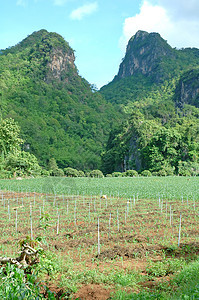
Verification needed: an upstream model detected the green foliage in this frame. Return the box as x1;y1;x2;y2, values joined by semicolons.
89;169;104;178
0;118;43;178
102;77;199;175
124;170;138;177
112;172;123;177
106;173;112;177
48;158;58;171
0;118;22;157
0;263;42;299
51;168;64;177
39;212;52;230
171;258;199;299
111;259;199;299
178;161;199;176
78;170;85;177
64;167;79;177
48;158;64;177
140;170;152;177
146;258;185;277
0;30;121;171
1;30;199;175
5;150;42;177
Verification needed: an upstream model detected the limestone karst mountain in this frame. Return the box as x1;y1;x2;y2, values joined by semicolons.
0;29;198;175
0;29;121;170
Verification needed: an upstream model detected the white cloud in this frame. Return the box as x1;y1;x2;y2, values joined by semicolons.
157;0;199;20
70;2;98;20
120;0;199;53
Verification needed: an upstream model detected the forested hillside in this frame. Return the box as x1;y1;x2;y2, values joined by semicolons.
0;30;121;171
0;29;199;176
101;31;199;176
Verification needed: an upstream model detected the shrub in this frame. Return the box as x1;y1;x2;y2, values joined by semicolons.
155;169;167;176
78;170;85;177
64;167;79;177
89;170;104;178
178;161;199;176
51;168;64;177
141;170;152;177
48;158;58;171
41;169;50;177
112;172;123;177
48;158;64;177
152;171;158;176
106;174;112;177
0;170;12;179
125;170;138;177
5;150;42;177
0;263;42;299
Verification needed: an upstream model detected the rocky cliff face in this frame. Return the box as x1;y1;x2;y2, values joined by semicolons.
175;69;199;108
20;30;77;84
116;30;175;83
47;47;76;82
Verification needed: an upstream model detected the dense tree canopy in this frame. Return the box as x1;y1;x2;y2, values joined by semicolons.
1;30;199;176
0;30;121;171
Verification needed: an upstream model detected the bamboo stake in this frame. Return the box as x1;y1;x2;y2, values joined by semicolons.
117;209;119;231
30;204;33;240
178;214;182;247
57;214;60;235
170;205;172;226
8;204;10;220
108;212;111;239
98;217;100;255
15;209;18;233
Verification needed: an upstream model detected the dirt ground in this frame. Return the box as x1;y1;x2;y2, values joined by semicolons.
0;190;198;299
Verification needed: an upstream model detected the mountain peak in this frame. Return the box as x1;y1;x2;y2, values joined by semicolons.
116;30;174;83
2;29;76;83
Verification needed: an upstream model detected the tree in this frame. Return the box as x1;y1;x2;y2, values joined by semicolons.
142;127;181;173
5;150;42;177
0;118;43;178
0;118;23;159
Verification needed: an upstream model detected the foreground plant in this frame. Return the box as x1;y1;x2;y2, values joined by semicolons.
0;240;64;299
0;263;42;299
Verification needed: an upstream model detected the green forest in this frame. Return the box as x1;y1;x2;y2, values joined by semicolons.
0;29;199;177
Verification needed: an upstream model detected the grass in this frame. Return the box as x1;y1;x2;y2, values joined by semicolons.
0;176;198;200
111;259;199;299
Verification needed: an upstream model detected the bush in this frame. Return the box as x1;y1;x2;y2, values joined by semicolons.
5;150;42;177
89;170;104;178
41;169;50;177
106;174;112;177
48;158;64;177
48;158;58;171
155;169;167;176
141;170;152;177
64;167;79;177
112;172;123;177
78;170;85;177
0;263;42;299
51;168;64;177
125;170;138;177
0;170;12;179
178;161;199;176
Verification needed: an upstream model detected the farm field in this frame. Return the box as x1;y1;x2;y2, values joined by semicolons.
0;176;198;299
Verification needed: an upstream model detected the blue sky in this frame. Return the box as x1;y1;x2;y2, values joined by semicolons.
1;0;199;88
